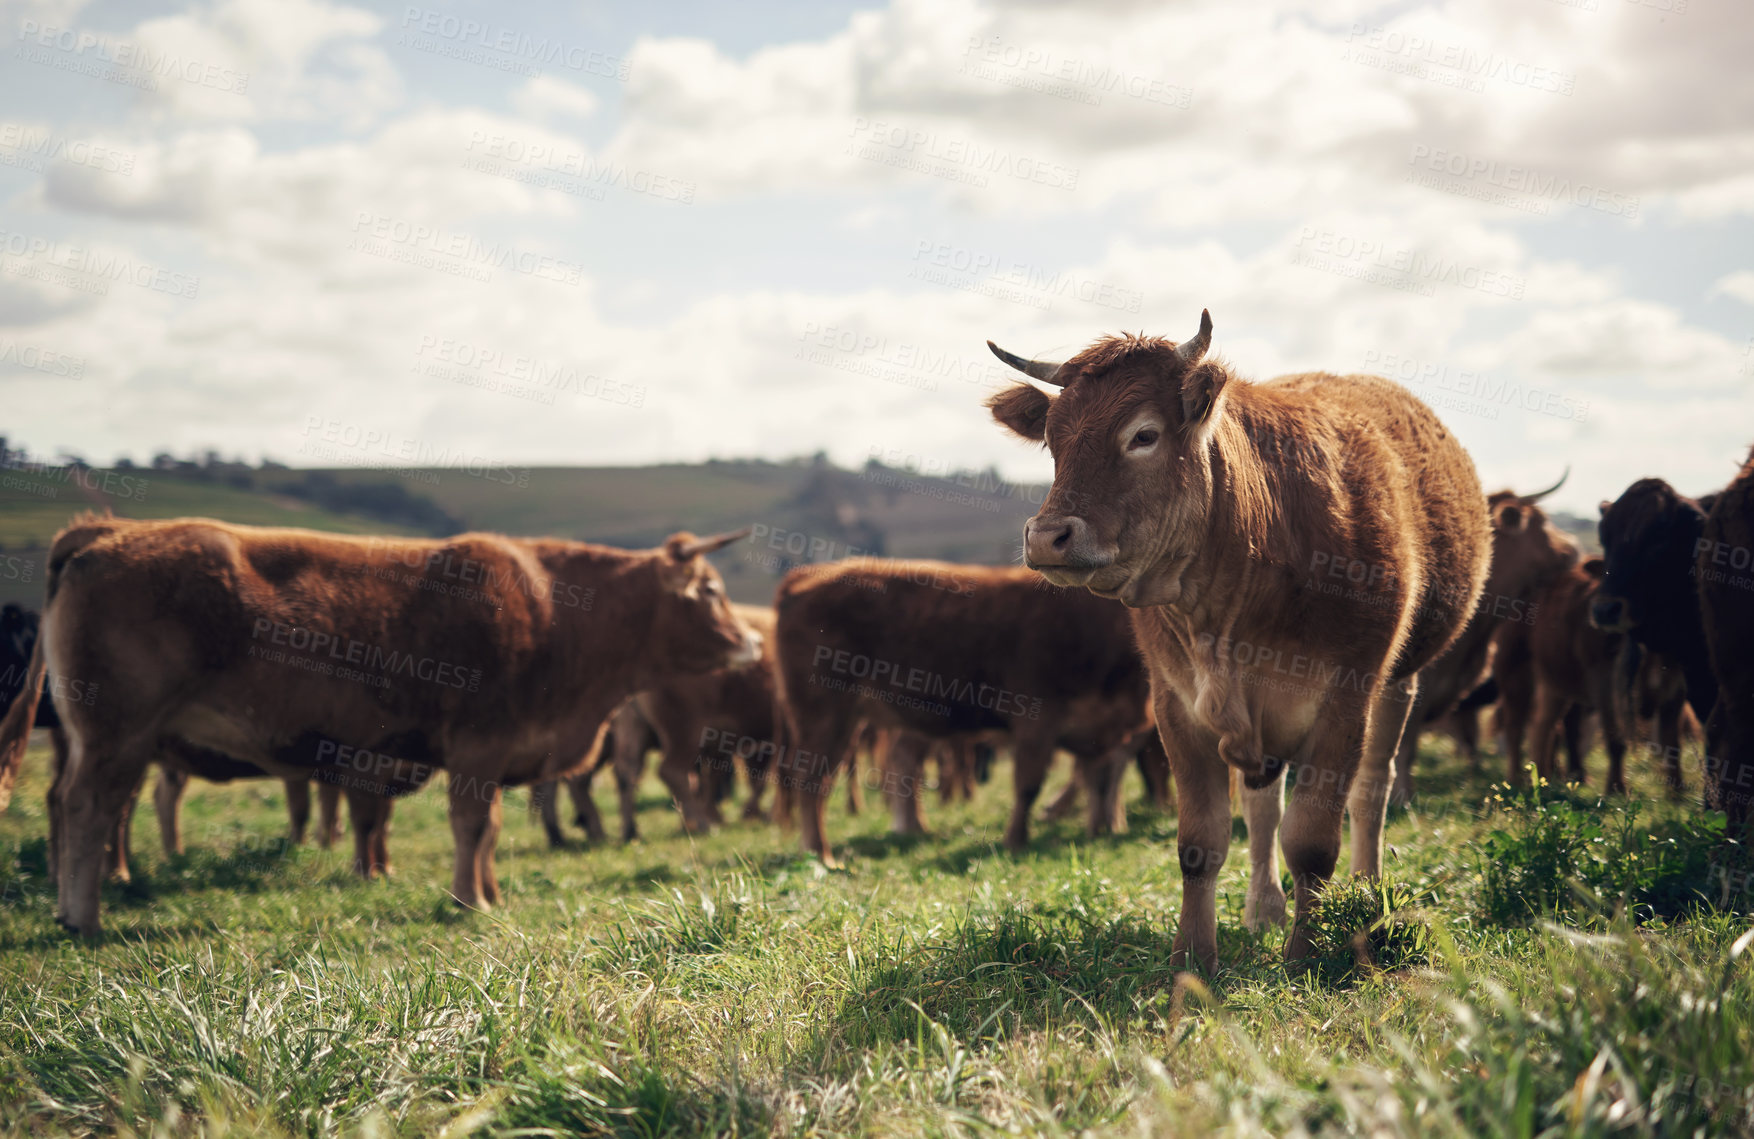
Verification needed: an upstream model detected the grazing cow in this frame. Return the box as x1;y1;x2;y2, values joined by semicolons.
536;605;780;845
6;604;347;880
1593;480;1719;731
1389;479;1578;802
1495;559;1630;791
984;311;1490;969
773;560;1151;864
0;515;757;936
1699;446;1754;829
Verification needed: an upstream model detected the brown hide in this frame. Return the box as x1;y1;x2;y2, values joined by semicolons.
773;560;1150;864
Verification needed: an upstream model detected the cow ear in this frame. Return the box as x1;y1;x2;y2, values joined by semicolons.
1598;499;1611;516
1496;503;1523;531
987;384;1052;442
1179;362;1229;438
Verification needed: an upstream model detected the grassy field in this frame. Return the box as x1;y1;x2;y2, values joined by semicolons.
1;732;1750;1137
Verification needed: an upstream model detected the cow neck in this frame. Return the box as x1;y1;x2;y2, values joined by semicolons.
551;545;667;705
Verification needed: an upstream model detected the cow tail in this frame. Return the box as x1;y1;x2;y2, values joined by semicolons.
0;627;45;811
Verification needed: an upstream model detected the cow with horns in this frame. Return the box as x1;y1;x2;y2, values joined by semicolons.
982;312;1491;970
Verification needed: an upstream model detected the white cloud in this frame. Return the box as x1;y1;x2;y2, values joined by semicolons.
510;76;600;121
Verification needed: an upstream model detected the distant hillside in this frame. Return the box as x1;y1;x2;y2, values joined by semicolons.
0;454;1043;608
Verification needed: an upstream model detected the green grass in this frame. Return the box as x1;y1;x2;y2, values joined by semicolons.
1;739;1751;1137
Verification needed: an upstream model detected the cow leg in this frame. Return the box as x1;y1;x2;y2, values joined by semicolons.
1162;712;1231;974
1079;749;1128;837
1040;765;1080;822
1388;682;1430;806
533;780;567;848
613;727;645;842
654;715;716;832
1529;684;1566;785
316;780;342;848
107;783;137;883
1136;734;1173;810
1587;671;1629;796
1657;698;1685;797
568;771;607;843
152;766;188;858
740;738;774;821
1561;707;1587;783
1499;672;1533;786
372;800;394;878
1241;766;1287;931
1455;708;1482;769
885;733;929;836
56;732;153;936
844;746;863;816
1004;729;1055;852
475;791;502;907
1283;711;1369;965
787;711;856;869
1348;679;1418;880
447;777;497;910
285;778;312;844
46;725;69;883
345;790;389;878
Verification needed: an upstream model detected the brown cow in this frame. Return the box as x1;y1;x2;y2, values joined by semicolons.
1493;558;1630;791
1389;480;1577;802
984;311;1490;969
1700;445;1754;830
536;604;780;844
773;560;1151;864
0;515;758;936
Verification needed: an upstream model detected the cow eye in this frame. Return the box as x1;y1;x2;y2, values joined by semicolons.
1129;427;1160;450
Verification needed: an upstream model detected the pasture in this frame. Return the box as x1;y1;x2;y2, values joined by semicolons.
2;735;1749;1136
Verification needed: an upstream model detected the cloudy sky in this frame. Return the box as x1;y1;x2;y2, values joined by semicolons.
1;0;1750;512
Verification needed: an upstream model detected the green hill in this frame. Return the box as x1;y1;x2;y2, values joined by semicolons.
0;456;1042;609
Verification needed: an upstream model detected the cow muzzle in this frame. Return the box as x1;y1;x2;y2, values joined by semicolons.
1023;514;1115;577
1589;596;1629;631
727;628;763;666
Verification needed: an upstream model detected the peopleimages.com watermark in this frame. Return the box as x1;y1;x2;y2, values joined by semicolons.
249;619;483;693
1293;227;1526;300
795;321;1012;393
14;19;250;94
462;131;695;204
0;229;200;300
411;335;646;409
1405;145;1640;219
1341;24;1576;98
847;118;1079;192
0;337;84;379
960;35;1192;110
349;213;583;287
0;124;134;176
396;7;630;81
298;416;531;489
361;538;596;612
809;644;1043;720
907;239;1142;314
1362;349;1589;423
0;454;149;502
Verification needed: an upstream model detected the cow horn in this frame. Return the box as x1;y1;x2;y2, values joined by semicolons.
1176;309;1213;365
986;341;1065;386
671;528;752;559
1518;467;1569;506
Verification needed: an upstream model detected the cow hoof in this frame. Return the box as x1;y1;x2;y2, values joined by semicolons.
1244;886;1288;931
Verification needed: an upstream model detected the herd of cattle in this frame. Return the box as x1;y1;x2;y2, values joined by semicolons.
0;312;1748;972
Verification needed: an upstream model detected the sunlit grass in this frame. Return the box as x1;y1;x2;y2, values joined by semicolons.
1;736;1749;1136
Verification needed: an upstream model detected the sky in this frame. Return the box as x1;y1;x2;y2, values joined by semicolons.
0;0;1750;514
